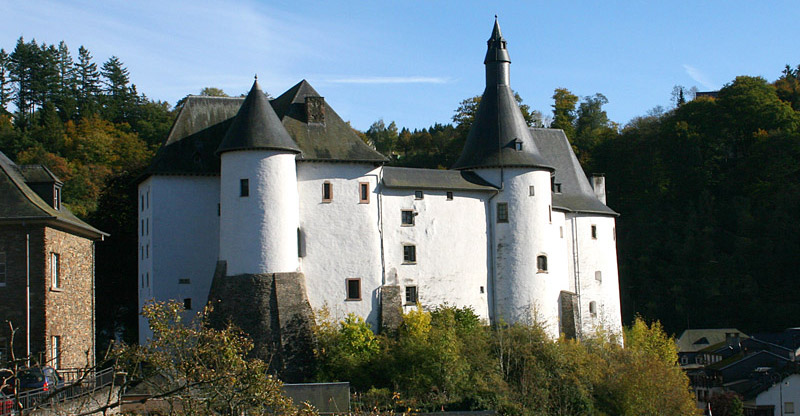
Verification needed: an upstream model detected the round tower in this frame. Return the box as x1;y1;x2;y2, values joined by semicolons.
454;19;565;332
216;80;302;275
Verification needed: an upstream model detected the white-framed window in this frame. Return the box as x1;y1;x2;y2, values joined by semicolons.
346;278;361;301
359;182;369;203
0;252;5;286
54;186;61;210
405;286;418;305
403;245;416;264
322;181;333;202
401;210;415;226
50;253;60;288
497;203;509;223
240;179;249;197
51;335;60;369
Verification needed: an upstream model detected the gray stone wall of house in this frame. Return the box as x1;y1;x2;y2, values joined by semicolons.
206;262;315;382
380;285;403;333
43;227;95;368
559;291;580;340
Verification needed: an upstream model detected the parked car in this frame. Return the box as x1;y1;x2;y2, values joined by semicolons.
0;391;16;416
17;367;62;392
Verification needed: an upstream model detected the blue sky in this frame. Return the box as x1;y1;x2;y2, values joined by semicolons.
2;1;798;131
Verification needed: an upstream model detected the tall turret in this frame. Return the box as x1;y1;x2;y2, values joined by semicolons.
216;80;301;275
456;19;565;334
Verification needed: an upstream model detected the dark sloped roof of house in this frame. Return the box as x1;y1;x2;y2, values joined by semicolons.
272;80;387;163
0;152;106;239
165;96;243;146
531;128;618;216
19;164;62;184
216;80;300;155
452;20;552;171
382;166;496;191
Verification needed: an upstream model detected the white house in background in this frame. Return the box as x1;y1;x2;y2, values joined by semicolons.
137;19;622;344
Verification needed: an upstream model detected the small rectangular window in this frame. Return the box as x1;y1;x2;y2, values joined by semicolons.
184;298;192;310
54;187;60;210
297;228;306;258
322;182;332;202
446;191;453;200
240;179;249;197
591;225;597;239
589;301;597;316
401;210;415;226
218;203;221;216
146;218;149;235
141;219;144;236
405;286;418;304
146;244;149;259
346;278;361;300
613;227;616;241
359;182;369;203
560;226;564;238
141;194;144;212
785;402;795;414
178;278;191;284
414;190;423;200
146;190;149;209
403;245;416;263
51;335;60;369
51;253;60;288
554;183;562;193
146;272;149;287
480;286;485;294
497;203;509;223
529;185;535;196
537;255;547;273
548;205;552;223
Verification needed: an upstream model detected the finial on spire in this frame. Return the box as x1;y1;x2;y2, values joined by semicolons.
254;74;258;81
495;14;498;19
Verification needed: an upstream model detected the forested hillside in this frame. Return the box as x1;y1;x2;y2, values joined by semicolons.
2;34;798;342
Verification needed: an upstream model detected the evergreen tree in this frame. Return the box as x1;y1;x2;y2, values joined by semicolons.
76;45;101;119
54;41;77;121
0;49;11;114
101;55;135;123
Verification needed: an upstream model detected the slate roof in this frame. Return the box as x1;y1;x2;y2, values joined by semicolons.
382;166;496;191
145;80;386;178
675;328;748;353
452;19;552;171
0;151;106;240
531;128;618;216
216;80;301;155
19;164;62;185
272;80;387;163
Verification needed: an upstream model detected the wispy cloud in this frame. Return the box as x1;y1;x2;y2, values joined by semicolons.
683;64;719;90
327;76;451;84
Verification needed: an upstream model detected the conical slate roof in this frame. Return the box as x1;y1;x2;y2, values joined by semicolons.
216;80;300;155
452;19;552;171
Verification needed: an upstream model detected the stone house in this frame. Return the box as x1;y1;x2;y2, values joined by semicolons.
0;151;106;369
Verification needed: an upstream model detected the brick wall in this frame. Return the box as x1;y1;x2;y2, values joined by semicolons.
44;227;94;368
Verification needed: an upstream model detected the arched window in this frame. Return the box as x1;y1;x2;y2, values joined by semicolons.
536;255;547;272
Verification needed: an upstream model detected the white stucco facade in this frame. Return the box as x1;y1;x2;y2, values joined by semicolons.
751;374;800;416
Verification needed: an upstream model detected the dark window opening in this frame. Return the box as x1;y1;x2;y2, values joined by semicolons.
359;182;369;203
405;286;418;304
184;298;192;310
591;225;597;239
480;286;485;294
446;191;453;200
414;190;423;200
346;278;361;300
554;183;562;193
589;301;597;317
403;245;416;263
497;203;509;223
514;139;523;151
529;185;535;196
322;182;332;202
537;255;548;273
297;228;306;257
240;179;249;197
179;278;190;284
401;210;415;226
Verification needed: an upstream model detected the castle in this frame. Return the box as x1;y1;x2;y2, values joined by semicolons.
137;19;622;353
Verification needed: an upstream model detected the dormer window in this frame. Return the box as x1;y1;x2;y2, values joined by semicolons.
512;139;523;151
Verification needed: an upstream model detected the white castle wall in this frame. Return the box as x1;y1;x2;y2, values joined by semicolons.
381;187;491;321
138;175;220;344
476;168;569;337
566;214;622;335
296;163;384;327
219;150;299;275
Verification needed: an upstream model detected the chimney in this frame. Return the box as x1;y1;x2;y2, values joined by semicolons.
305;96;325;125
590;174;606;204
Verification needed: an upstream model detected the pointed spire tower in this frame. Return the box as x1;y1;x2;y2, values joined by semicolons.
452;18;551;171
217;79;301;276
